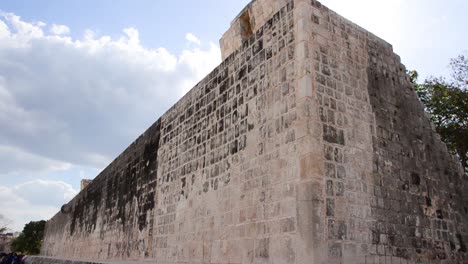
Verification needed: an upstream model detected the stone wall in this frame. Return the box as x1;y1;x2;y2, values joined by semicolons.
43;1;301;262
0;233;13;253
300;1;468;263
41;0;468;263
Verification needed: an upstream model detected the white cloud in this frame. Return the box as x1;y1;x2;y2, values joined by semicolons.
0;20;9;38
122;27;139;46
50;24;70;35
185;32;201;45
0;11;221;172
15;179;78;205
0;12;45;39
0;12;222;231
0;180;78;232
0;145;71;176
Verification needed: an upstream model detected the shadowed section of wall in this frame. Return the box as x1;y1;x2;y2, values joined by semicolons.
43;119;162;259
366;38;467;261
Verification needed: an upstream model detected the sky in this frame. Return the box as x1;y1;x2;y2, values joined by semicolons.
0;0;466;232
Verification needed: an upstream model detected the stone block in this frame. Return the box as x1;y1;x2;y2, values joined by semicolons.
296;74;313;99
300;152;324;179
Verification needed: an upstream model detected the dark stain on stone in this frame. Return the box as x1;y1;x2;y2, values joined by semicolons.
70;119;162;235
456;234;467;252
402;181;409;191
436;209;444;219
181;177;186;188
411;172;421;186
425;196;432;207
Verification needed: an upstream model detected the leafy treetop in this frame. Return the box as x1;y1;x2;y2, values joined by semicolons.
409;53;468;176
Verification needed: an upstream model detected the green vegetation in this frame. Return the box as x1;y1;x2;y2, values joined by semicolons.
409;53;468;175
11;220;46;255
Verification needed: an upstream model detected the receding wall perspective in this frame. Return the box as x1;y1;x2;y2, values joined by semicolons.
40;0;468;264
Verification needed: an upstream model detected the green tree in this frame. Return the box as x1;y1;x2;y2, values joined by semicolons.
409;54;468;175
449;54;468;90
11;220;46;254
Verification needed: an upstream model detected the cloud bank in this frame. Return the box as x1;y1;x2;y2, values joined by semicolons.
0;11;221;231
0;180;78;231
0;11;221;170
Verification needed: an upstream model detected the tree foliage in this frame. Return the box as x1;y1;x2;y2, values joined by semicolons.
450;54;468;90
409;53;468;175
11;220;46;254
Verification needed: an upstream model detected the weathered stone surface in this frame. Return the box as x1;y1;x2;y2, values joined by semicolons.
41;0;468;263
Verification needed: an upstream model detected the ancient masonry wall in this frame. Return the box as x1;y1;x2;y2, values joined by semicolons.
41;0;468;263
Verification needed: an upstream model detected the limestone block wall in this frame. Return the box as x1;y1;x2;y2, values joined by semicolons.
41;0;468;264
300;1;468;263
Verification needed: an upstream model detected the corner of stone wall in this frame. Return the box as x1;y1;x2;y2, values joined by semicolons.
292;1;329;263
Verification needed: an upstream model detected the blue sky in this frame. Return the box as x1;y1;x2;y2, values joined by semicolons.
0;0;466;232
0;0;251;53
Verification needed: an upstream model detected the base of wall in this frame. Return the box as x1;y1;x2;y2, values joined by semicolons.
24;256;158;264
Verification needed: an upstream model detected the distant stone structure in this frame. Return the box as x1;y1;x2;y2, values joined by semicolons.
80;179;92;191
36;0;467;263
0;233;14;253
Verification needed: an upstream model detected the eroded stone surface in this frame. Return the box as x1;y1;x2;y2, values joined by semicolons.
42;0;468;263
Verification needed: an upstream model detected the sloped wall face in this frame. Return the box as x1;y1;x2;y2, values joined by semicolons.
366;42;468;262
43;1;305;263
43;120;162;259
304;1;468;263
